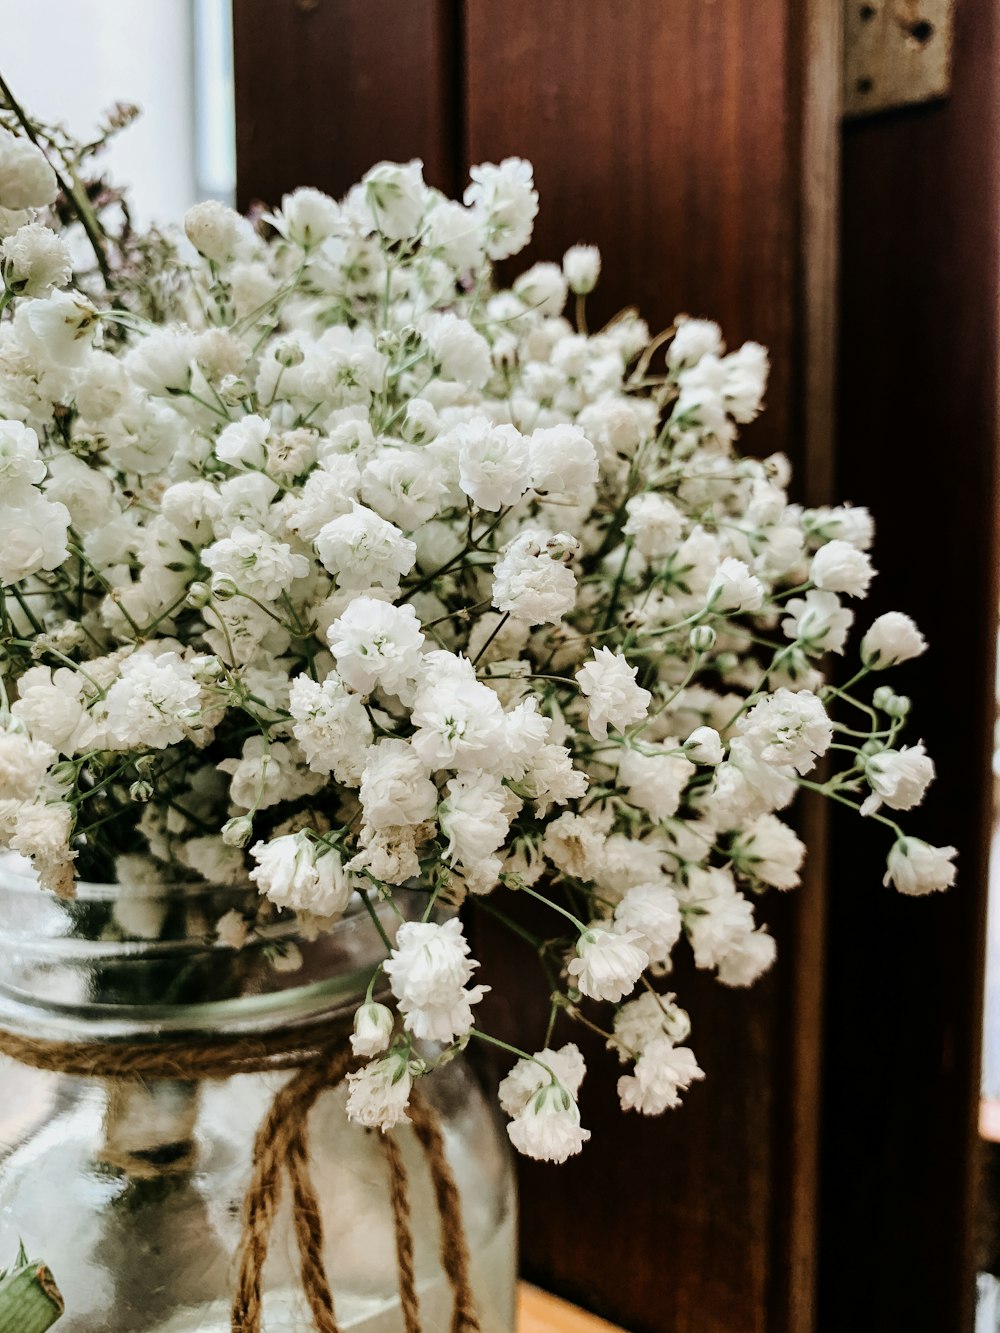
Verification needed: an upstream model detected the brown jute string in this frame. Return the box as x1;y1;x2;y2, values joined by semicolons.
0;1025;482;1333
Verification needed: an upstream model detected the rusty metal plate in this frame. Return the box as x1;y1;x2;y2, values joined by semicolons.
844;0;953;117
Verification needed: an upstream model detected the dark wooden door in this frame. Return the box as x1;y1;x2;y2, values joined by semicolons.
232;4;995;1329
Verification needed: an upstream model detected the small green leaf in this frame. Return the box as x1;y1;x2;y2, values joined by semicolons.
0;1249;64;1332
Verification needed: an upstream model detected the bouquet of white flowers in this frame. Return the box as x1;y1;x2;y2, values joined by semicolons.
0;90;954;1167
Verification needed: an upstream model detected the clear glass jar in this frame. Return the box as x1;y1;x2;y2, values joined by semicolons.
0;855;517;1331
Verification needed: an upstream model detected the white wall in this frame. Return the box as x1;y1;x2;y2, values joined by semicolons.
3;0;233;227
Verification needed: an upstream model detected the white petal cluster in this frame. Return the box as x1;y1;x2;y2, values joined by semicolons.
249;832;354;918
383;918;488;1042
0;126;946;1165
499;1044;590;1163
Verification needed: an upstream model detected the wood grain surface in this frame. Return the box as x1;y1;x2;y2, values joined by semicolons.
820;0;999;1327
231;2;997;1329
232;4;838;1329
461;6;837;1330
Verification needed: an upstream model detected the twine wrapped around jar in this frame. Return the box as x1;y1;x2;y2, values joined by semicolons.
0;1017;482;1333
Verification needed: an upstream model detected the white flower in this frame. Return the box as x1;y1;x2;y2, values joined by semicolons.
220;737;325;810
315;502;416;589
453;416;531;511
782;589;854;655
9;801;75;898
861;612;927;668
617;1036;705;1115
345;1052;413;1131
421;313;492;388
361;448;447;530
731;813;805;889
288;672;373;784
667;318;723;370
527;424;598;497
204;526;309;602
499;1045;590;1163
287;455;362;540
464;157;538;260
351;1002;395;1057
126;327;196;395
360;739;439;829
623;493;684;560
883;837;957;895
737;688;832;774
184;200;253;263
612;992;691;1054
328;597;425;696
215;415;270;469
1;223;71;297
439;771;512;866
11;665;89;755
684;725;724;765
0;419;45;500
18;290;97;367
568;926;648;1003
383;917;488;1043
491;530;577;625
411;660;507;770
681;866;756;971
721;342;769;422
363;159;427;240
617;744;694;821
810;540;875;597
716;928;777;987
576;647;651;740
424;199;485;271
506;1081;591;1162
274;187;341;249
706;557;765;612
0;130;58;209
562;244;601;295
862;741;934;815
249;832;355;917
0;725;56;801
613;882;683;964
498;1043;586;1114
513;261;567;317
100;651;202;749
708;735;797;826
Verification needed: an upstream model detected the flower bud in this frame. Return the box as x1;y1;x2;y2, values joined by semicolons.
399;324;421;352
375;329;401;356
273;337;304;368
210;573;240;601
562;244;601;295
873;685;911;718
350;1001;395;1057
190;653;225;685
545;531;582;563
689;624;717;653
187;581;212;608
129;779;154;803
222;815;254;848
218;374;250;406
49;760;78;787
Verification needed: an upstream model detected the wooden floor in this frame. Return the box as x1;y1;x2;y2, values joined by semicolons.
518;1284;625;1332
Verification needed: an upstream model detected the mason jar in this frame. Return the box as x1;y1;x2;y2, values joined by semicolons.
0;854;517;1332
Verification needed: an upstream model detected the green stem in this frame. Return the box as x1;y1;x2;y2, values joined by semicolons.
358;887;394;954
0;67;110;285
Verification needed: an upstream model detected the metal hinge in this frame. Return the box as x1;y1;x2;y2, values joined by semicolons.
844;0;954;118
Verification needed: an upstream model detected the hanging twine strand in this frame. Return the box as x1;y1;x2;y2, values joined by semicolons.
0;1025;482;1333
